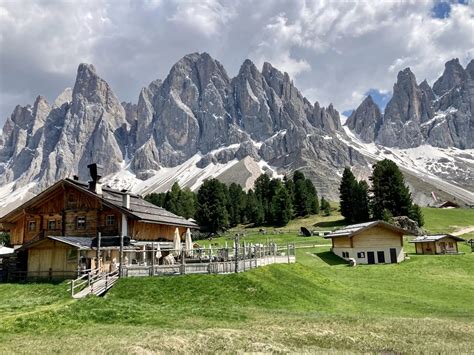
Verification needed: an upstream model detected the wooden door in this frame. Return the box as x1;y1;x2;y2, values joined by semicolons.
390;248;397;263
367;251;375;264
377;251;385;264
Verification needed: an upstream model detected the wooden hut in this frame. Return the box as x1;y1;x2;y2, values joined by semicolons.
0;164;197;279
410;234;464;254
325;221;413;264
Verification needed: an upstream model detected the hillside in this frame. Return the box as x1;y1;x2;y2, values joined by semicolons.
1;208;473;353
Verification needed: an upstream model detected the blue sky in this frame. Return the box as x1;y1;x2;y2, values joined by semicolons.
0;0;472;127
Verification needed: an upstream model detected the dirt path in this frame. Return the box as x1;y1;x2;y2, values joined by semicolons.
452;226;474;236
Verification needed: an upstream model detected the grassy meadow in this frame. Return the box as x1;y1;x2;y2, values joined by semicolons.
0;207;473;353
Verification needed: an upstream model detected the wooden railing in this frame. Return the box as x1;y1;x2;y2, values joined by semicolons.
70;268;119;298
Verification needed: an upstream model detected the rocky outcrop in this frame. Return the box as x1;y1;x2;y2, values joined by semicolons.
0;52;364;201
347;58;473;150
345;95;382;142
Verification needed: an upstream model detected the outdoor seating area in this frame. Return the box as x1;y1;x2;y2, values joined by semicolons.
121;227;296;277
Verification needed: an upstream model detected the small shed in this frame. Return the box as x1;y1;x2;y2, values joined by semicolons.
410;234;465;254
434;201;460;209
325;221;413;264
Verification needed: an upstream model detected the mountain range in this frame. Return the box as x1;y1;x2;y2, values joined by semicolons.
1;53;473;215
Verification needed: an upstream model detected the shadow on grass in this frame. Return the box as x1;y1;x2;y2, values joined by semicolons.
315;251;348;266
314;219;346;229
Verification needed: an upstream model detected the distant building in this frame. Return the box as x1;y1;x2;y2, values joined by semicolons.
0;164;197;279
433;201;461;209
325;221;413;264
410;234;464;254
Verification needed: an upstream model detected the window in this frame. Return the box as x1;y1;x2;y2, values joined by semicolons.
342;251;350;258
357;252;365;258
48;220;56;230
77;216;86;229
28;220;37;232
448;242;454;248
106;215;115;226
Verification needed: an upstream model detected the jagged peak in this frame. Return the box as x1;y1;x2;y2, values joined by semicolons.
237;58;260;79
53;88;72;107
397;67;416;82
433;57;466;96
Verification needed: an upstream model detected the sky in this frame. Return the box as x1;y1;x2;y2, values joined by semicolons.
0;0;472;127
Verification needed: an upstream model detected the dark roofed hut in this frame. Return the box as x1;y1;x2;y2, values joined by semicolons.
410;234;465;254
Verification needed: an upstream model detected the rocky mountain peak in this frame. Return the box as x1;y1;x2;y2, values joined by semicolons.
419;79;435;101
346;95;382;143
433;58;466;96
465;59;474;79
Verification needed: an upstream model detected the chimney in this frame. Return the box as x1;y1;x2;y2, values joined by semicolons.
87;163;103;195
73;175;79;181
121;189;130;209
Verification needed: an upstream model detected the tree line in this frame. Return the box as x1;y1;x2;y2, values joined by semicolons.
145;171;327;232
339;159;424;227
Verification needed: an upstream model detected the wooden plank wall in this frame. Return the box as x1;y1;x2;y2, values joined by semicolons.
353;227;403;248
333;237;351;248
27;240;77;274
132;222;186;241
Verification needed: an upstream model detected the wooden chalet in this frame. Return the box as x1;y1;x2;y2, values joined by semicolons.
410;234;465;254
0;164;197;279
325;221;413;264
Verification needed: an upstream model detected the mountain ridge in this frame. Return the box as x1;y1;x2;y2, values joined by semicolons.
1;53;473;216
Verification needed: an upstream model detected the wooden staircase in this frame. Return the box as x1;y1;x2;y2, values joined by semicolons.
70;269;119;299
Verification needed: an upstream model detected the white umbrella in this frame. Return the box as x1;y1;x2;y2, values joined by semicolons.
173;228;181;257
155;243;162;260
208;244;213;259
185;228;193;257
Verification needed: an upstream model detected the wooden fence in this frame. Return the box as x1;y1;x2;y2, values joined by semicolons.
121;243;296;277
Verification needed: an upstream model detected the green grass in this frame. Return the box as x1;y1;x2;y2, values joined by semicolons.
0;207;473;353
422;207;474;234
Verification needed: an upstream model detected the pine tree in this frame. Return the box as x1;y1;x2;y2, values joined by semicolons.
271;182;293;226
339;167;357;222
254;174;272;222
228;183;246;227
320;196;331;216
353;180;370;223
409;203;424;227
196;179;229;233
179;187;197;219
246;189;265;226
370;159;418;222
164;182;181;215
305;179;319;214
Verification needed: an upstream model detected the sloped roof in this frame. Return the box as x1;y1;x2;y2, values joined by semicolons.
325;220;413;238
67;179;197;228
0;178;197;229
410;234;465;243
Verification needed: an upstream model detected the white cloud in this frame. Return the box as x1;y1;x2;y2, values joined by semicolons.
0;0;472;125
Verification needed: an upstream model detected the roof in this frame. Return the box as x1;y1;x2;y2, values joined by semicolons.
325;220;414;239
0;178;197;229
67;179;197;228
410;234;465;243
434;201;461;208
18;235;134;251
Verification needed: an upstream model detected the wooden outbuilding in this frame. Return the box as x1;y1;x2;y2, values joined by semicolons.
410;234;464;254
325;221;413;264
0;164;197;279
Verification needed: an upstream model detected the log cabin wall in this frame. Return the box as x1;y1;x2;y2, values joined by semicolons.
132;222;186;241
27;239;77;275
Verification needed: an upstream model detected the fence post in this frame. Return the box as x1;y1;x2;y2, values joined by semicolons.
151;243;155;277
70;279;74;296
287;244;290;264
181;249;185;275
234;236;239;273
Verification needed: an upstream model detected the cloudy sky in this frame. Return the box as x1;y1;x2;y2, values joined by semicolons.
0;0;472;126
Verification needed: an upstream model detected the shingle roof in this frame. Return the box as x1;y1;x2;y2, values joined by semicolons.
66;179;197;228
410;234;465;243
325;220;413;238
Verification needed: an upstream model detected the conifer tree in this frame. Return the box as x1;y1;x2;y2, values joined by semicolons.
370;159;416;221
271;182;293;226
196;179;229;233
228;183;246;227
339;167;357;222
354;180;370;223
320;196;331;216
246;189;265;225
